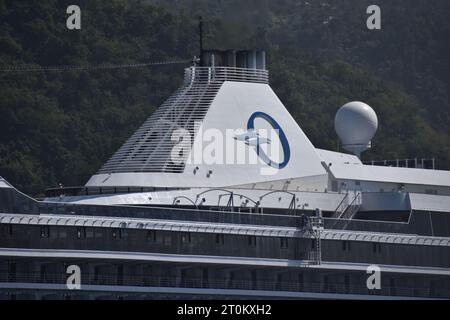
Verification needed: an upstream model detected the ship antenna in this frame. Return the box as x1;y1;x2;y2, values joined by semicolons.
198;16;204;66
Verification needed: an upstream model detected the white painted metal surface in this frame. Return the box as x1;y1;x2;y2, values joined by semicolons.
328;162;450;187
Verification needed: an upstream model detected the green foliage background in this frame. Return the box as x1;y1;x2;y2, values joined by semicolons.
0;0;449;195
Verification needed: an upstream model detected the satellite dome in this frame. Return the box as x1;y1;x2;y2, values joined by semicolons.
334;101;378;158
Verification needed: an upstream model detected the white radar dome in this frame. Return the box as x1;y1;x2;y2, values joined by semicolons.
334;101;378;158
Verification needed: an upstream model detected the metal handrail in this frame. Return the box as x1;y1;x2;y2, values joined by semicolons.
0;272;446;298
259;190;298;215
341;192;362;220
172;196;198;208
332;193;349;218
187;66;269;84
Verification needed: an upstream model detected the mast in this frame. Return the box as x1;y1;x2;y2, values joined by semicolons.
198;16;204;66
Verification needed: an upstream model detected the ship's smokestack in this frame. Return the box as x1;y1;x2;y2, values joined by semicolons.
200;49;266;70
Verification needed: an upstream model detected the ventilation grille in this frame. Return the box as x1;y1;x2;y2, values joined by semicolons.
97;66;269;174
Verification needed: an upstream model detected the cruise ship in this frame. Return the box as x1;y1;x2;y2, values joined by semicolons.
1;48;450;300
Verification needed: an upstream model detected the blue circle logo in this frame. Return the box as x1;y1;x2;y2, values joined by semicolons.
247;112;290;169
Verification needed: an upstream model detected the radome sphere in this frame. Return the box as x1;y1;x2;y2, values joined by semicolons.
334;101;378;155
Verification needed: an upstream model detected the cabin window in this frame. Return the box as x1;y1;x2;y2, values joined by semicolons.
4;224;13;237
94;266;100;282
117;265;124;285
164;234;172;245
344;275;350;293
112;228;121;240
8;262;16;279
181;233;191;244
94;228;103;238
216;234;225;245
323;275;330;292
342;240;351;251
40;226;50;238
430;281;436;297
298;273;304;290
40;265;47;281
86;228;94;238
372;242;381;253
147;230;157;242
76;227;86;239
390;278;396;295
280;237;289;249
252;270;258;284
248;235;257;247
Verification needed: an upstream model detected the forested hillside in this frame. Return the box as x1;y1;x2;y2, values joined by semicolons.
0;0;449;195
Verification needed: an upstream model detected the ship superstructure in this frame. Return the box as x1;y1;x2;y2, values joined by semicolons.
1;49;450;299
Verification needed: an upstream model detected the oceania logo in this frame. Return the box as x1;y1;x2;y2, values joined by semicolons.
170;112;290;175
235;112;290;169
